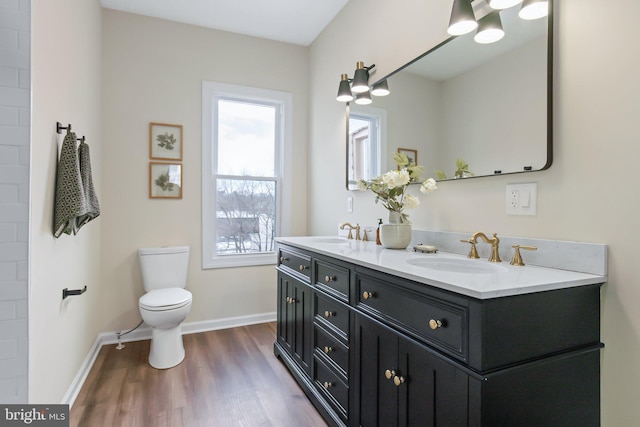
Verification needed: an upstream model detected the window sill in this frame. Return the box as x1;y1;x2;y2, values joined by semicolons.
203;252;277;269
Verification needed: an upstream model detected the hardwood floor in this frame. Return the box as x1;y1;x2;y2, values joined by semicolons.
70;322;327;427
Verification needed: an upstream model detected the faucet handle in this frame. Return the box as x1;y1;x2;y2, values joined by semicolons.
460;239;480;259
510;245;537;266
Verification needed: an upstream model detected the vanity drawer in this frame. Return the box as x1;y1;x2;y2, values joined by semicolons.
315;323;349;376
357;274;467;361
315;259;350;302
314;356;348;419
278;247;311;281
314;294;349;340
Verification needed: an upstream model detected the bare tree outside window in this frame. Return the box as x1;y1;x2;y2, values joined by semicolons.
215;178;276;255
213;98;278;257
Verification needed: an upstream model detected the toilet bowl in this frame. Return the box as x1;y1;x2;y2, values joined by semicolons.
138;246;192;369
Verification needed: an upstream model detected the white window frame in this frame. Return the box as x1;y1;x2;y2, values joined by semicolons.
202;81;292;269
348;105;387;190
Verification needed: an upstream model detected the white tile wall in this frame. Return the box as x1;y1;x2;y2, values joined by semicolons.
0;0;28;403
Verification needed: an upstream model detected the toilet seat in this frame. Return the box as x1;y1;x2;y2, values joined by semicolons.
139;288;192;311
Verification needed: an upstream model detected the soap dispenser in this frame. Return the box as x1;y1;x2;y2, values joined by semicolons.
376;218;382;245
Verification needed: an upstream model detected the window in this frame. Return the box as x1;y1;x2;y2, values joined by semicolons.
202;82;292;268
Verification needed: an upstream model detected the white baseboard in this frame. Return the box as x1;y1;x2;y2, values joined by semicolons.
60;334;103;407
61;312;277;407
181;312;277;336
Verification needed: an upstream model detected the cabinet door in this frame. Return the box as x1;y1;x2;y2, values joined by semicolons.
277;271;293;354
277;270;312;373
356;315;399;427
356;314;469;427
398;337;468;427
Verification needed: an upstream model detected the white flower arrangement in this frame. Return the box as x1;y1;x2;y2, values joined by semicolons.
358;152;437;223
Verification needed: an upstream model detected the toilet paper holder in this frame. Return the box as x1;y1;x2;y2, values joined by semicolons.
62;285;87;300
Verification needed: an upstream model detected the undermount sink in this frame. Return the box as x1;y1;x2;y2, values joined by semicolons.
308;237;349;244
406;257;507;274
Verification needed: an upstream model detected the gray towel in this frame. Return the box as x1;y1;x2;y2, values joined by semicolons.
77;140;100;228
53;132;91;237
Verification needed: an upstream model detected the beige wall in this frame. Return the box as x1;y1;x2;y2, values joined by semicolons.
30;3;309;404
308;0;453;231
310;0;640;425
30;0;103;403
99;10;309;331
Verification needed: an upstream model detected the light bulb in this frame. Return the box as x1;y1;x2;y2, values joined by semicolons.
519;0;548;20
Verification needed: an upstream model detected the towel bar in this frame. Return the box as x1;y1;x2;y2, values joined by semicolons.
62;285;87;300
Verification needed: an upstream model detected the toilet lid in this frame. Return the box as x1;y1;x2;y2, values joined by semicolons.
139;288;192;311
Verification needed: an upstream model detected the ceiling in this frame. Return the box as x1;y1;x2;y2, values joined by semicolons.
99;0;349;46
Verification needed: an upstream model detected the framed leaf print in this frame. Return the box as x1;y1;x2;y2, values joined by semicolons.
397;148;417;166
149;162;182;199
150;122;183;161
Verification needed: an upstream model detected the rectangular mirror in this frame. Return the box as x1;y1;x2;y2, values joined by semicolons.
347;1;553;190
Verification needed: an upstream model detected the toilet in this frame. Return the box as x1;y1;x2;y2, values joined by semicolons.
138;246;192;369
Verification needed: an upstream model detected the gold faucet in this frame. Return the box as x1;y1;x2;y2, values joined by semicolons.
510;244;537;266
340;222;361;240
469;232;502;262
460;239;479;259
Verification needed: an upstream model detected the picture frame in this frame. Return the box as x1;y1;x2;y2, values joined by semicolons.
150;122;183;160
398;148;418;166
149;162;182;199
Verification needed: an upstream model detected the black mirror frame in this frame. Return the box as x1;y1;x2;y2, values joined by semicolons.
346;0;553;190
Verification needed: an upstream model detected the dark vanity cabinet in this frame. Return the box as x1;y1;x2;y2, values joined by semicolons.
274;243;603;427
276;247;313;375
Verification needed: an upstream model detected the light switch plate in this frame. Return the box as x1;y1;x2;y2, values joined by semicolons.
506;183;537;215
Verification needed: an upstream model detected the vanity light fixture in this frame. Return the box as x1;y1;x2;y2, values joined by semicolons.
336;62;390;103
351;61;372;94
518;0;548;20
474;11;505;44
336;74;354;102
448;0;478;35
370;79;390;97
447;0;542;45
354;91;373;105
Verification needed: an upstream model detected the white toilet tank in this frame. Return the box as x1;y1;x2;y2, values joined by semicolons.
138;246;190;292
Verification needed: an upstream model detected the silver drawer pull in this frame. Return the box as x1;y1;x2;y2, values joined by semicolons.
324;275;337;283
429;319;443;330
279;256;288;263
324;310;335;318
286;297;296;304
299;264;307;271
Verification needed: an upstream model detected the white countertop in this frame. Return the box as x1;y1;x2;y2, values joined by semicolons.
276;236;607;299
